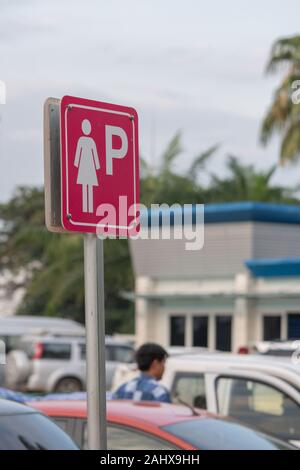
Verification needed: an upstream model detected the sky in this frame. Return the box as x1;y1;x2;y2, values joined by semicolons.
0;0;299;201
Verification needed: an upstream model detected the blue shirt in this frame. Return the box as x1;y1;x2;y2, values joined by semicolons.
113;374;171;403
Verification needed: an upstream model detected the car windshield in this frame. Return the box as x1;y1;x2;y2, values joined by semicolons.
0;412;78;450
162;418;293;450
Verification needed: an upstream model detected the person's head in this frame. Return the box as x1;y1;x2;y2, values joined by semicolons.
82;119;91;135
135;343;168;380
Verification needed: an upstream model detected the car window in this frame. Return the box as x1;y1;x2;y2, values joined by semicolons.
163;418;292;450
21;341;72;360
172;373;206;408
81;421;178;450
53;417;71;433
79;344;86;360
111;346;135;363
216;377;300;441
53;416;83;448
0;413;78;450
80;343;109;361
41;343;71;360
108;425;178;450
0;335;20;353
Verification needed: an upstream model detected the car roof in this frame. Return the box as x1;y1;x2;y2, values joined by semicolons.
20;335;133;346
21;335;85;343
105;338;134;347
0;398;40;416
165;353;300;387
0;316;85;335
29;400;213;427
167;352;300;373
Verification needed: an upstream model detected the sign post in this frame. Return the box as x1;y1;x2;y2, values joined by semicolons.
84;234;107;449
44;95;139;450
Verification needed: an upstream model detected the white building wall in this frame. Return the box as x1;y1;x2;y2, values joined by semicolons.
130;222;253;278
131;220;300;350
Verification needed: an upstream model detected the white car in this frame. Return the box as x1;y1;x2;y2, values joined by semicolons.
6;334;135;393
0;315;86;385
113;353;300;447
253;339;300;357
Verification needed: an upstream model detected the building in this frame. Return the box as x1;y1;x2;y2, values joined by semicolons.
129;202;300;352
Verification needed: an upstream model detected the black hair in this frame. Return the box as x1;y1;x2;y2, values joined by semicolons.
135;343;168;372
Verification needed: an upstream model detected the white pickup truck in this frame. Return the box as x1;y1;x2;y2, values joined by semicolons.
113;353;300;447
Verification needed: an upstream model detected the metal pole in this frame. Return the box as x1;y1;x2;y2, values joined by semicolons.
84;233;107;450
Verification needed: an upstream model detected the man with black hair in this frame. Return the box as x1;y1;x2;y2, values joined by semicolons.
113;343;171;403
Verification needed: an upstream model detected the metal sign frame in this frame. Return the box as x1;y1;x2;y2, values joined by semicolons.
43;97;107;449
43;98;64;232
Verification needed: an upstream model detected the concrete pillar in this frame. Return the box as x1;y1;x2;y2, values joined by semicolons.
186;314;192;347
208;314;215;350
135;277;153;346
233;297;249;352
232;273;251;352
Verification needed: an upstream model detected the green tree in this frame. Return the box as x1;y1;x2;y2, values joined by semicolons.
261;35;300;164
0;187;134;331
140;132;217;205
0;134;215;332
1;136;297;334
205;156;298;203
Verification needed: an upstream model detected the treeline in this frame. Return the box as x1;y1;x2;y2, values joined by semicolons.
0;136;298;333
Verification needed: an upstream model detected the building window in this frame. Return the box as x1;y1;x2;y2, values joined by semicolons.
216;316;232;351
287;313;300;339
170;316;185;346
263;316;281;341
193;316;208;347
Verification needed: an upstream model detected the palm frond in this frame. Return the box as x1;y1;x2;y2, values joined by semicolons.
260;86;290;145
187;144;219;181
266;36;300;73
264;165;277;182
161;131;182;172
280;118;300;164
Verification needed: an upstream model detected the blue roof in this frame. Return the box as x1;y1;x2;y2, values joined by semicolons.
246;258;300;278
140;202;300;226
204;201;300;224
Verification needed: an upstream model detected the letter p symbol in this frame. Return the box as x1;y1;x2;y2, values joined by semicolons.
105;125;128;175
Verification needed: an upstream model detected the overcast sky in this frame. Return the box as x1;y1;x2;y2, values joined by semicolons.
0;0;299;202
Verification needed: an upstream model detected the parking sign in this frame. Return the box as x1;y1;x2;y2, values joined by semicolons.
60;95;139;235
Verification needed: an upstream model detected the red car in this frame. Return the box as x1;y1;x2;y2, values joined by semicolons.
29;399;293;450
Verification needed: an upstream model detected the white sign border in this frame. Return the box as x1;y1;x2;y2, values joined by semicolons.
63;103;138;230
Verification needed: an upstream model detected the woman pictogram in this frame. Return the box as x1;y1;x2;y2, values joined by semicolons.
74;119;100;213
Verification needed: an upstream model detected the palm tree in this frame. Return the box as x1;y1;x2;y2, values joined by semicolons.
260;36;300;164
206;156;298;203
140;132;218;205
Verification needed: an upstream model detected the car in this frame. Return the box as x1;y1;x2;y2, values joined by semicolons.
253;339;300;357
0;398;78;450
113;353;300;447
5;334;135;393
0;315;85;353
29;399;295;450
0;315;85;386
